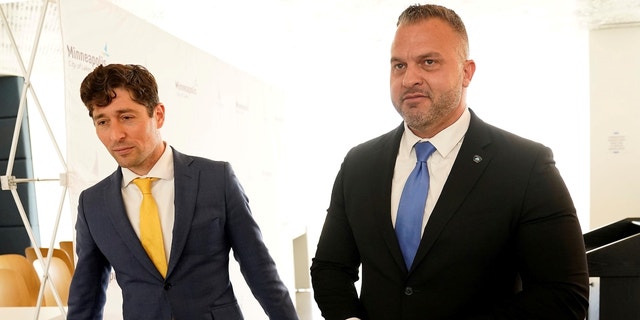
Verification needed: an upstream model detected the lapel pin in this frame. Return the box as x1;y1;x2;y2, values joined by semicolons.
472;155;482;163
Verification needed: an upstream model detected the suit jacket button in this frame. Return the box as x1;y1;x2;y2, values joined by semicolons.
164;283;173;290
404;287;413;295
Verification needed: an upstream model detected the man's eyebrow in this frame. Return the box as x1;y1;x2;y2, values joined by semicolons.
390;52;444;63
92;108;137;120
417;52;443;59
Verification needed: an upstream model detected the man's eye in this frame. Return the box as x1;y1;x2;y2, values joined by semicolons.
424;59;435;65
394;63;405;70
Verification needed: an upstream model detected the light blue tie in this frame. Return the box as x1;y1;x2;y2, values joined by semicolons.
396;141;436;269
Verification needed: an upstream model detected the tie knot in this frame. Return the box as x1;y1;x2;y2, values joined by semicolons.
132;177;158;194
414;141;436;162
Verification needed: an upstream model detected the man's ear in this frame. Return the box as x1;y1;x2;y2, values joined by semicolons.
154;103;165;128
463;59;476;87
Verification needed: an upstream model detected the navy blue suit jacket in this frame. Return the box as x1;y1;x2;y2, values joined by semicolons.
68;148;298;320
311;110;589;320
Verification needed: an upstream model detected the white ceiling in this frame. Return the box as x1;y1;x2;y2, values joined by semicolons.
106;0;640;89
2;0;639;87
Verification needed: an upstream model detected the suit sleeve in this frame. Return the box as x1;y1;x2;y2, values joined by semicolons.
67;191;112;320
484;146;590;319
310;161;365;320
222;163;299;320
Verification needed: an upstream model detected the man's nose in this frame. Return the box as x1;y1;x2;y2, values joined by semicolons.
402;65;424;87
109;122;126;141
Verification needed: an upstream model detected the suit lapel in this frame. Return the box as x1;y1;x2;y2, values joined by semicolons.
411;110;494;271
166;148;198;277
102;170;164;278
371;124;410;273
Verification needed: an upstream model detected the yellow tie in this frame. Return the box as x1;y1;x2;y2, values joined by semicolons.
132;177;167;277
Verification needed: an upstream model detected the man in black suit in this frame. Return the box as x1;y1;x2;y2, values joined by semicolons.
310;4;589;320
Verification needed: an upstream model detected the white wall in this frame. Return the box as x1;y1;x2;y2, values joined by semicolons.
589;24;640;229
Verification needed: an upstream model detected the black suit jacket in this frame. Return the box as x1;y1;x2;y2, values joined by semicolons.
68;148;298;320
311;110;589;320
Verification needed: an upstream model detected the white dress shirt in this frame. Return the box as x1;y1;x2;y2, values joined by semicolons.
345;109;470;320
391;108;470;233
121;143;175;263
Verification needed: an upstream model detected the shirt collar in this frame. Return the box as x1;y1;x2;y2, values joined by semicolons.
401;108;471;158
122;143;174;187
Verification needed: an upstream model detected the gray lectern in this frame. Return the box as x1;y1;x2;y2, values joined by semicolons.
584;218;640;320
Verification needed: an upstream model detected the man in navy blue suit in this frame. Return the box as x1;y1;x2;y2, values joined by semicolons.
67;63;298;320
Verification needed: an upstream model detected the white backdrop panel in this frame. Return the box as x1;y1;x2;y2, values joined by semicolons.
59;0;293;318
